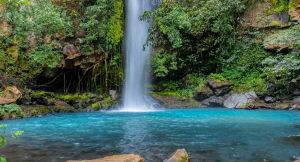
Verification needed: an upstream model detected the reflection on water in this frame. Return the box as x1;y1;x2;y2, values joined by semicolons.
0;108;300;162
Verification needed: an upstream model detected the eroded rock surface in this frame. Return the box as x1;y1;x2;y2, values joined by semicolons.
67;154;145;162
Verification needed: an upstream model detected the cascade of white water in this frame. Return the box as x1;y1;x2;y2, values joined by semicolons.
122;0;157;111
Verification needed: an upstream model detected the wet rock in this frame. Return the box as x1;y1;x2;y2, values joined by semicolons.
202;96;223;107
224;91;257;108
0;86;22;105
53;100;74;112
265;96;276;103
194;86;213;101
63;44;81;60
21;95;31;105
67;154;145;162
206;77;235;96
109;90;118;101
164;149;189;162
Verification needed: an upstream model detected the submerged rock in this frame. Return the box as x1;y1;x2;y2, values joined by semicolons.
206;77;235;96
224;91;257;108
164;149;190;162
0;86;22;105
67;154;145;162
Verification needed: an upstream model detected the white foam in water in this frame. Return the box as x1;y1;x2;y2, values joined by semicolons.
122;0;158;112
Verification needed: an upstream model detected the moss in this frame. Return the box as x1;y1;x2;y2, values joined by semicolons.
150;91;181;97
181;156;189;162
272;21;280;26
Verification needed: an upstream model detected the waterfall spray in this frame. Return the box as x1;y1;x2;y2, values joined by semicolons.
122;0;154;111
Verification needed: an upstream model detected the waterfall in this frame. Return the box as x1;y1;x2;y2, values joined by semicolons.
122;0;156;111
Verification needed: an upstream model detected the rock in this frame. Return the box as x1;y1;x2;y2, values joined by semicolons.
0;86;22;105
294;96;300;103
206;77;234;96
224;91;257;108
67;154;145;162
243;2;289;28
293;89;300;96
53;100;74;112
194;86;213;101
266;83;274;89
202;96;223;107
21;95;31;105
163;149;189;162
109;90;117;101
289;4;300;21
90;94;96;99
259;84;283;98
274;103;290;110
265;96;276;103
63;44;81;60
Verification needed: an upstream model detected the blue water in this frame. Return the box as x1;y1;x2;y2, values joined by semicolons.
1;108;300;162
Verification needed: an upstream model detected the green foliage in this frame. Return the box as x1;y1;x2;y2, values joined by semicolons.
107;0;124;45
140;0;247;78
0;124;23;162
0;0;74;77
0;104;23;118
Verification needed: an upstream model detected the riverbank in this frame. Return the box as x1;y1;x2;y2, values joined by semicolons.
151;76;300;111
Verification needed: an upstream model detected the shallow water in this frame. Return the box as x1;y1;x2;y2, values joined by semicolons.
0;108;300;162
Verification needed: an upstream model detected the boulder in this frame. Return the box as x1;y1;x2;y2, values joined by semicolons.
224;91;257;108
194;86;213;101
109;90;118;101
67;154;145;162
0;86;22;105
265;96;276;103
206;77;235;96
163;149;190;162
202;96;223;107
